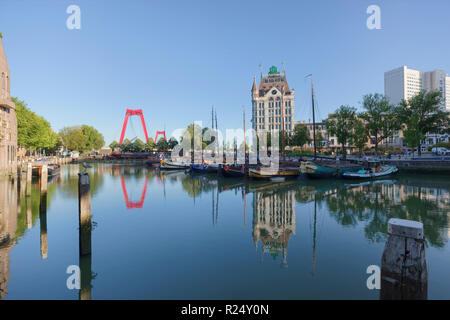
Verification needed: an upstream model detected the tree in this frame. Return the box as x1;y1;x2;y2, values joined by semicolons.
168;137;178;149
353;119;368;155
13;97;59;154
326;105;357;159
397;90;450;155
156;138;169;152
359;93;400;154
109;140;120;150
290;123;310;148
59;127;88;152
146;138;155;151
81;125;104;150
59;125;105;153
403;115;425;153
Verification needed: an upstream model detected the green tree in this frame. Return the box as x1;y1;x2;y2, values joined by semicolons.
397;90;450;155
326;105;357;159
403;115;425;153
13;97;59;154
59;126;88;152
359;93;400;154
146;138;155;151
133;138;146;152
81;125;104;150
156;138;169;152
109;140;120;150
168;137;178;149
290;123;310;148
353;119;368;155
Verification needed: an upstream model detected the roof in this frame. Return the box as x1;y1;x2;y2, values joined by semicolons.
257;73;291;97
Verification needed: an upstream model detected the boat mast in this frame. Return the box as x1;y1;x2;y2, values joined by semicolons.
311;77;317;160
243;106;246;166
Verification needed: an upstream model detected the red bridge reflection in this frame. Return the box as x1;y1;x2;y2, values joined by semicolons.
120;174;148;209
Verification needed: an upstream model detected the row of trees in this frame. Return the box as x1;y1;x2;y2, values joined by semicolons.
109;137;178;152
14;97;105;155
59;125;105;153
326;90;449;158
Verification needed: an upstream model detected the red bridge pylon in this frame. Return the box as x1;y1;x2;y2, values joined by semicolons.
119;109;149;145
155;130;167;143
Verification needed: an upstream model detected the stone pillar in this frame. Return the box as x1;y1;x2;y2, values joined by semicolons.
381;218;427;300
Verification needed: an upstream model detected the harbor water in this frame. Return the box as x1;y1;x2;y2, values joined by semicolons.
1;164;449;299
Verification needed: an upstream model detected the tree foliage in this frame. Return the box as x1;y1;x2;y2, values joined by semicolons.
290;123;310;148
397;90;450;155
59;125;104;153
13;97;59;153
326;105;357;159
353;119;368;155
156;138;169;152
359;93;401;154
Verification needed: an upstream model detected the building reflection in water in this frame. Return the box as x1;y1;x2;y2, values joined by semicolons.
252;187;296;267
0;179;18;299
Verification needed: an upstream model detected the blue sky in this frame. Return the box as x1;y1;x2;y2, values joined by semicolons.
1;0;449;144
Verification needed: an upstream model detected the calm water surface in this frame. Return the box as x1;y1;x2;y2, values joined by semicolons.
1;164;449;299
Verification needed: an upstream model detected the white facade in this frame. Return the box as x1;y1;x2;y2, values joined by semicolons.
385;66;450;111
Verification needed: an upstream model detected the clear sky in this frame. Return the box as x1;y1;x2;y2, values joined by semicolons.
1;0;449;144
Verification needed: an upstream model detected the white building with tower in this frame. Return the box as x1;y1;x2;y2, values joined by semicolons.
251;66;295;135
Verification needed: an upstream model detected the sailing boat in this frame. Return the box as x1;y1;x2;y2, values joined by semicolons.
300;75;361;179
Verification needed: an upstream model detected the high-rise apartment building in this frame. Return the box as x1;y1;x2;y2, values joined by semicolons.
384;65;450;111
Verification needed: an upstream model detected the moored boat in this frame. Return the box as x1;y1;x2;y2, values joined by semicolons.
191;163;219;173
249;166;299;180
159;160;190;170
145;157;161;167
221;164;246;178
300;160;361;179
342;160;398;179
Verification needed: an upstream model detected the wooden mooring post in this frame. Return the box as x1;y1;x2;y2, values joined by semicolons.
381;218;427;300
78;171;92;256
26;162;32;197
39;164;48;259
78;170;92;300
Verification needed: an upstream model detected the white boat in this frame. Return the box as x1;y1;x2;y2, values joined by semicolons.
159;160;190;170
342;161;398;179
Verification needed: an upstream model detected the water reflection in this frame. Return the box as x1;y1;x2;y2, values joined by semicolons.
1;164;449;299
252;186;296;267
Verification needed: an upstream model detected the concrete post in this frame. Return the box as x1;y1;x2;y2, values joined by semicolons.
381;218;427;300
26;162;32;197
78;171;92;256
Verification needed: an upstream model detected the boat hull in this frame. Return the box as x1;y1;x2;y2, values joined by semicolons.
300;161;361;179
159;160;190;170
248;167;299;180
342;165;398;179
221;165;245;178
